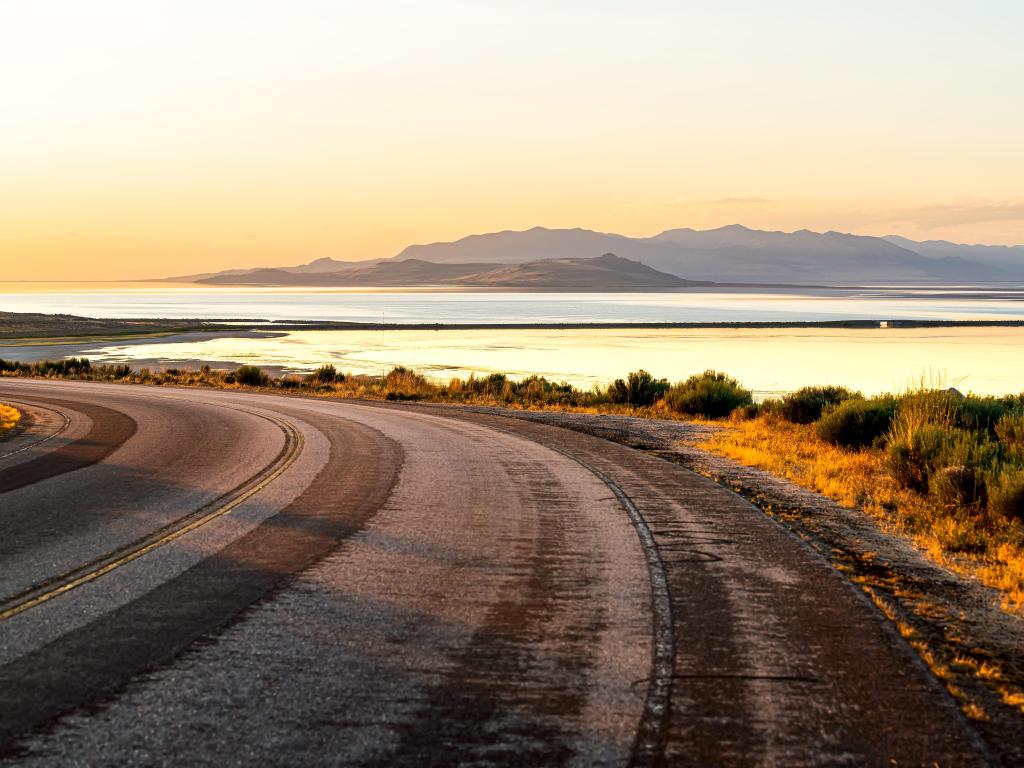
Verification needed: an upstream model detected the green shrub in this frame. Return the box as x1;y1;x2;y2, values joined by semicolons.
607;369;669;407
312;364;339;383
999;393;1024;412
779;385;860;424
663;370;752;419
33;357;92;377
384;390;418;401
729;403;761;422
816;396;897;449
956;395;1008;434
930;465;987;510
996;412;1024;461
481;373;508;396
889;388;959;442
887;422;1003;498
234;365;268;386
383;366;429;399
886;425;949;493
511;375;577;405
989;469;1024;521
938;428;1003;474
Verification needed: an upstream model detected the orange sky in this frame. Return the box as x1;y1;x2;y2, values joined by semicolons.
2;1;1022;280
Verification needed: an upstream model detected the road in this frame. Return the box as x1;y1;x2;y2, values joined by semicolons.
0;379;993;766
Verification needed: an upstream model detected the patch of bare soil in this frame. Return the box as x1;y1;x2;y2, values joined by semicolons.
448;405;1024;763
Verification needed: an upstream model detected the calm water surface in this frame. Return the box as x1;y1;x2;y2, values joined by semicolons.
4;283;1024;396
83;327;1024;398
1;282;1023;323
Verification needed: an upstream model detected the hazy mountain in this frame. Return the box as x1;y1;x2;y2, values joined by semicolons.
177;225;1023;286
642;225;1005;282
197;254;700;291
199;259;494;286
165;256;382;282
393;227;641;265
454;254;702;290
285;256;385;274
884;235;1024;278
394;225;1011;283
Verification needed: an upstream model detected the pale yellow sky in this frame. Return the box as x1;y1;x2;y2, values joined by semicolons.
1;1;1022;280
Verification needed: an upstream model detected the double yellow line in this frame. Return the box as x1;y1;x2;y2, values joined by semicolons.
0;410;303;623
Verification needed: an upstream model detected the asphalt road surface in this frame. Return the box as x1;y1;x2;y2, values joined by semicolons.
0;380;995;766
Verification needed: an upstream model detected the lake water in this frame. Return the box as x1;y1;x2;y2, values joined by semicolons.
61;327;1024;398
3;283;1024;396
1;282;1024;324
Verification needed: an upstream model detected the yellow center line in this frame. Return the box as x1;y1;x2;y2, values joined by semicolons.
0;408;303;622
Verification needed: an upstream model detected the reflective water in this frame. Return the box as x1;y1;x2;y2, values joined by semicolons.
1;282;1024;323
85;326;1024;397
5;283;1024;396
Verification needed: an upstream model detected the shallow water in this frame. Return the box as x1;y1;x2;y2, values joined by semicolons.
5;283;1024;395
84;326;1024;397
2;282;1024;324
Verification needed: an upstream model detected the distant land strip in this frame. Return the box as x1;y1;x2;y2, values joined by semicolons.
233;319;1024;331
4;312;1024;342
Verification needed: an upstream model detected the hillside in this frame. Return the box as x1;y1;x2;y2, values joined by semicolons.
176;225;1023;286
884;235;1024;277
397;225;1010;283
197;254;700;291
199;260;494;287
454;253;701;290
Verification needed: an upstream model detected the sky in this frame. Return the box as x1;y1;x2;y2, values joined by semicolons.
1;0;1022;280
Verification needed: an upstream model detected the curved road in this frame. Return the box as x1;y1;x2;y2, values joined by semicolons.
0;380;994;766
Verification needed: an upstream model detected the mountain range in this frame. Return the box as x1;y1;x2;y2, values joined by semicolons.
171;225;1024;288
197;253;705;291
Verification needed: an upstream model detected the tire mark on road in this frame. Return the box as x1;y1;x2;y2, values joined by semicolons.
0;409;301;620
542;444;675;768
0;398;135;494
405;413;676;767
0;413;403;755
0;402;70;461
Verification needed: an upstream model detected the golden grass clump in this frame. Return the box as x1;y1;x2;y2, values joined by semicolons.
700;413;1024;612
0;403;21;436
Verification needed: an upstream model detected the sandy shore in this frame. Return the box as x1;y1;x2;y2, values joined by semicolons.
0;330;283;364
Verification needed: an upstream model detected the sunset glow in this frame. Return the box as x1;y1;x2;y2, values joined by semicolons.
2;1;1022;279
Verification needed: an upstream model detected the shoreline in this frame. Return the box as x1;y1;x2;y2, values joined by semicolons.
2;318;1024;384
4;315;1024;345
0;329;285;364
241;318;1024;330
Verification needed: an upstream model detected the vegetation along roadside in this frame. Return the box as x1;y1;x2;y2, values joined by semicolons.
0;402;20;437
4;354;1024;736
2;356;1022;613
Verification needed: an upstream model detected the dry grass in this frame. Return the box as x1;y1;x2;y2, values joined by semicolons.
0;403;21;436
700;414;1024;613
6;356;1024;611
0;360;669;418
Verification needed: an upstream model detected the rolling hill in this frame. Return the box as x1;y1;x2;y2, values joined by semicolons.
197;254;703;291
396;225;1010;283
174;225;1024;287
